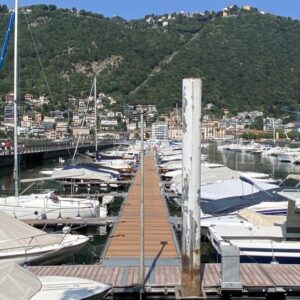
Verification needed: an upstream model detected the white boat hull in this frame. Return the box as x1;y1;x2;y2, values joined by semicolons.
0;234;89;266
0;192;101;219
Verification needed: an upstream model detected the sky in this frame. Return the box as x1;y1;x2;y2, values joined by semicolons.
2;0;300;20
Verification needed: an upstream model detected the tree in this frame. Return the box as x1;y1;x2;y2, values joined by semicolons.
250;116;264;130
0;5;8;13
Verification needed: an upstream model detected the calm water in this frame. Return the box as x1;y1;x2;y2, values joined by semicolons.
1;142;299;264
205;142;299;180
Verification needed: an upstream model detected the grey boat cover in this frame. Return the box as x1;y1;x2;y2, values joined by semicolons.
201;165;239;184
0;263;41;300
0;212;62;251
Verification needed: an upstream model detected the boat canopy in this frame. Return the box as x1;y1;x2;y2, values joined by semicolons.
201;165;239;184
0;212;63;251
238;209;286;227
0;263;41;300
285;174;300;182
201;179;278;201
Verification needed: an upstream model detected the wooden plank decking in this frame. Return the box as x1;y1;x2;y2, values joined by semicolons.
28;263;300;291
103;156;178;259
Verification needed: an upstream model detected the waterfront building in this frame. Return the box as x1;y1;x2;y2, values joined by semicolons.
31;126;45;137
72;127;90;138
127;123;136;131
21;114;33;128
202;120;226;140
100;119;118;129
5;93;14;104
4;106;14;124
168;128;182;140
55;122;68;138
151;121;168;140
45;129;56;140
123;104;135;116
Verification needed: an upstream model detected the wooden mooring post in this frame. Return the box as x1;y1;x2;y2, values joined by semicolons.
180;78;202;298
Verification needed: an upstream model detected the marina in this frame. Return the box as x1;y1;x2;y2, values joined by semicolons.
20;153;300;298
2;1;300;298
3;137;300;298
102;155;179;265
27;263;300;298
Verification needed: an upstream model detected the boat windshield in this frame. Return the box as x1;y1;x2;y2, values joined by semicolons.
49;192;59;203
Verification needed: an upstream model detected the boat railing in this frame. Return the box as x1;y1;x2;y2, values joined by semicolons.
280;188;300;194
0;232;65;254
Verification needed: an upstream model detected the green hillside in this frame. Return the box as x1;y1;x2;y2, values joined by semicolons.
0;4;300;114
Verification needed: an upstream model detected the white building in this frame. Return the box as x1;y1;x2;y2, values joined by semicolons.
101;120;118;126
127;123;137;131
151;121;168;140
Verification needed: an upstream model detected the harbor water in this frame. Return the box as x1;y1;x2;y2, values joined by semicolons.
0;142;299;265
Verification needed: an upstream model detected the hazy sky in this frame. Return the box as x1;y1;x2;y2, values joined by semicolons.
2;0;300;20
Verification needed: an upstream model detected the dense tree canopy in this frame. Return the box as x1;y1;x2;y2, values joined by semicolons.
0;5;300;114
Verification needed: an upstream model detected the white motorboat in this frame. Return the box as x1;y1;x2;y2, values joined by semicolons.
97;149;139;161
168;170;281;214
163;169;181;180
238;171;278;184
0;212;89;265
246;200;288;215
201;207;286;233
39;168;62;176
159;160;182;173
94;158;134;173
52;163;121;183
199;177;280;214
0;191;103;220
0;263;111;300
3;1;104;223
159;153;182;163
277;151;300;162
206;195;300;264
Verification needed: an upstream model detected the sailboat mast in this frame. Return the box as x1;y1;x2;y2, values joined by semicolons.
94;76;97;152
13;0;19;197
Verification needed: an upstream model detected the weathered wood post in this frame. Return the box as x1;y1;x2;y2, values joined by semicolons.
139;111;145;297
181;78;202;297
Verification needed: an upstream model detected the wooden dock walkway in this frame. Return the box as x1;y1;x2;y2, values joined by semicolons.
102;155;179;265
28;263;300;296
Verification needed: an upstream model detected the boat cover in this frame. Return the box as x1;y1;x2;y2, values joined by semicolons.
201;165;239;184
201;179;278;200
238;209;286;226
171;165;239;185
285;174;300;181
0;212;62;251
0;263;41;300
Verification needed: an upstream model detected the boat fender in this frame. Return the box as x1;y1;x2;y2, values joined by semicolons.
62;226;71;234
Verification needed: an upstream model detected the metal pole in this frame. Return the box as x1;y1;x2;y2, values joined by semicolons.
94;76;98;152
181;78;202;297
272;118;275;147
13;0;19;198
139;111;144;295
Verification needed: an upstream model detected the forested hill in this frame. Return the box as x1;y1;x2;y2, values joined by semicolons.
0;4;300;114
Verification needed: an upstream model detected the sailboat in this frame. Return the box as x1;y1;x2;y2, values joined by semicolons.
0;0;91;265
0;19;105;219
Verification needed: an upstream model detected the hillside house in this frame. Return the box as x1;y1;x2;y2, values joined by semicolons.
72;127;90;138
5;93;14;105
21;114;33;128
55;122;68;138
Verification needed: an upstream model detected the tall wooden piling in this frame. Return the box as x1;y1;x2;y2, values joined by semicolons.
181;78;202;297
